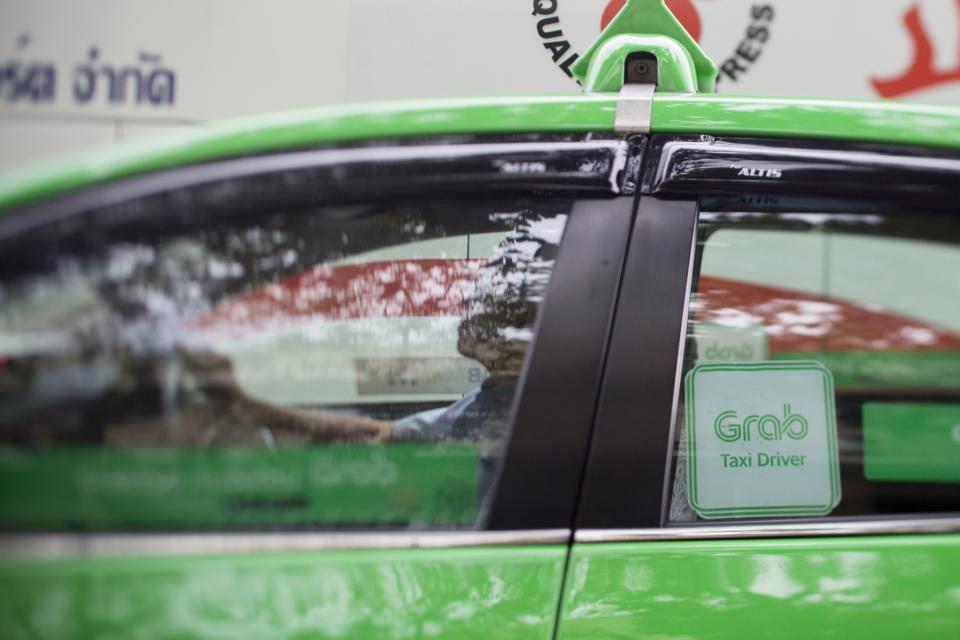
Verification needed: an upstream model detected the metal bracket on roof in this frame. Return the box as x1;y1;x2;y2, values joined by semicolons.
616;83;655;133
615;51;657;133
613;51;660;133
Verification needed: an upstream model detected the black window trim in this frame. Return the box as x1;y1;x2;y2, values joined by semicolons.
0;136;631;243
642;134;960;205
574;194;700;530
487;195;637;530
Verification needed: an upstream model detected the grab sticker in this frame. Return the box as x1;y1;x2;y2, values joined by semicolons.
685;361;841;519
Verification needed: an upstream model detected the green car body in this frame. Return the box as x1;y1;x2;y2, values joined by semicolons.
1;1;959;638
6;535;956;639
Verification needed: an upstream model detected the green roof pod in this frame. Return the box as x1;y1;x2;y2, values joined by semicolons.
571;0;717;93
580;35;699;93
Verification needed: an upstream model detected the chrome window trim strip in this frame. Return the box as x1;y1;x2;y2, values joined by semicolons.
0;529;571;558
575;517;960;543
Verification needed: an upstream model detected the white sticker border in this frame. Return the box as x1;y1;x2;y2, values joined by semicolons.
685;361;842;519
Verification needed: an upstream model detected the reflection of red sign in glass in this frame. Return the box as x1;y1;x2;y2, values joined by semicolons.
193;259;484;337
696;276;960;354
872;0;960;98
601;0;702;42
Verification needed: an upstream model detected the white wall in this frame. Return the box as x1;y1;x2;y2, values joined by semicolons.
2;0;959;172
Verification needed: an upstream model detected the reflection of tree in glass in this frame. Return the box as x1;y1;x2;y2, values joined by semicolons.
458;213;559;378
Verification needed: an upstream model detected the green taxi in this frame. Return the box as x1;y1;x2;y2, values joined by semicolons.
1;1;958;638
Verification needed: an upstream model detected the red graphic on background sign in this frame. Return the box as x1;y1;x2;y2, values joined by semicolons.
872;0;960;98
601;0;702;42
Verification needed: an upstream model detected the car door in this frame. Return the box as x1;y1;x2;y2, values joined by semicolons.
0;133;639;639
559;135;960;639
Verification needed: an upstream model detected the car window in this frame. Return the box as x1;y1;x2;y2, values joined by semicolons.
0;192;570;530
668;207;960;523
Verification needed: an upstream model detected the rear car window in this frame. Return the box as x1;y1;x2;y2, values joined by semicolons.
668;208;960;522
0;194;569;530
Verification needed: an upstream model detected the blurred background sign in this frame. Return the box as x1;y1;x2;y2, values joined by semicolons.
1;0;960;172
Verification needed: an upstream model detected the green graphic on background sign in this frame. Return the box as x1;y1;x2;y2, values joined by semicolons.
685;361;841;519
863;402;960;483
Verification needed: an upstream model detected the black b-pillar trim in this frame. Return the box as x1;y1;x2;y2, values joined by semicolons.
575;196;699;529
486;196;635;530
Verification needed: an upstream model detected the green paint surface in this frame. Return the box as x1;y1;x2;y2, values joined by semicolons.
572;0;717;92
579;36;700;93
559;536;960;640
0;445;478;529
863;403;960;483
0;545;566;640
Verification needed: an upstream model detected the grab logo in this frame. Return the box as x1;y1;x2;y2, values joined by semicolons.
684;361;840;519
714;404;810;443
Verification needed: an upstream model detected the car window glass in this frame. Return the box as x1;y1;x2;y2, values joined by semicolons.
668;208;960;523
0;194;569;530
